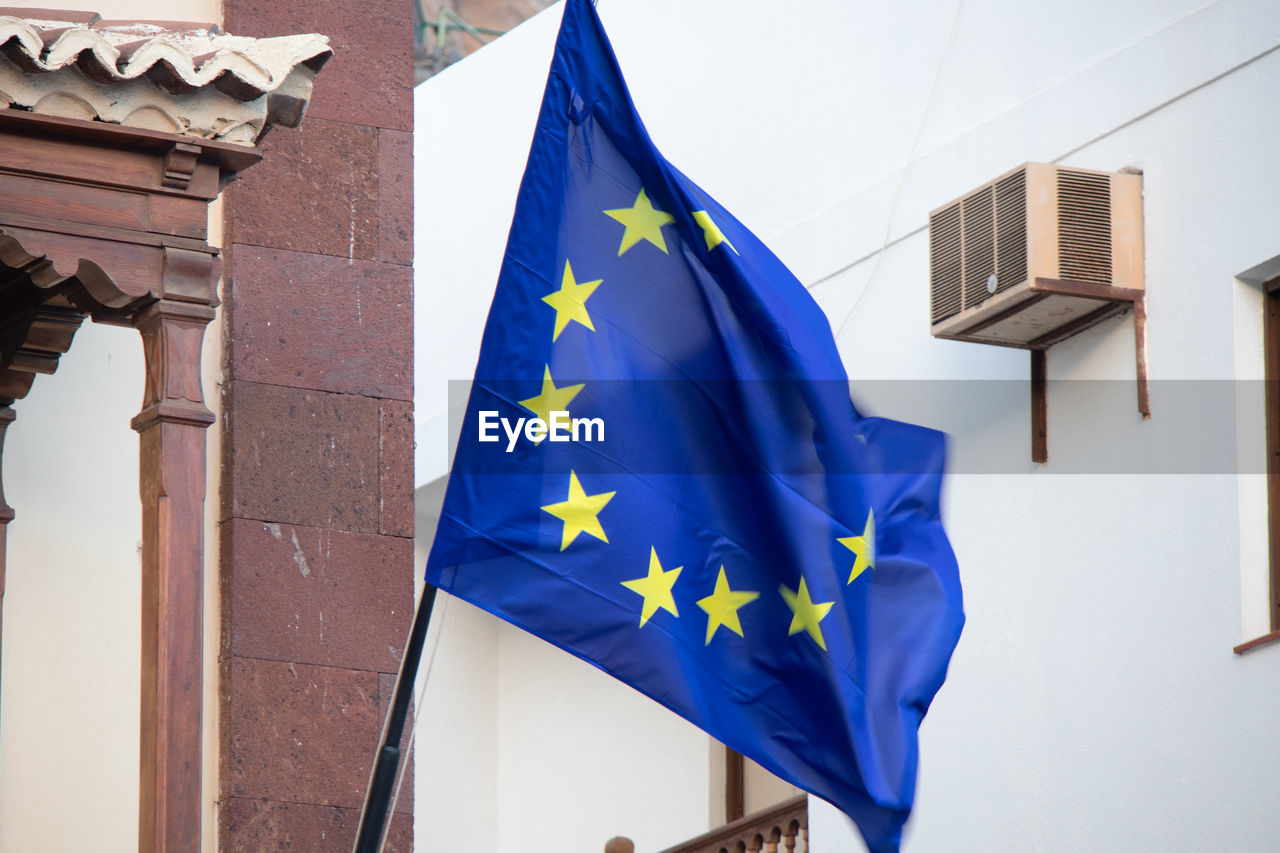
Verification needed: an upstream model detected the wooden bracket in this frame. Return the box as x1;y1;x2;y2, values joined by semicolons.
161;142;203;190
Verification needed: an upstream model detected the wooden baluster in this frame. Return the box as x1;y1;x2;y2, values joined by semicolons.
648;794;807;853
605;837;635;853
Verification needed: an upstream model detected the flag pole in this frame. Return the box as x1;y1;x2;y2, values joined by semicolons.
353;582;438;853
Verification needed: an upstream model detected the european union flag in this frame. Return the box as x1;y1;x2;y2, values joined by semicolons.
425;1;964;849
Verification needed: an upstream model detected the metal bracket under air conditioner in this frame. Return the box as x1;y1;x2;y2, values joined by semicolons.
1026;277;1149;463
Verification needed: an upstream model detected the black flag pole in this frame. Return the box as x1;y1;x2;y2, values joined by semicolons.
353;582;438;853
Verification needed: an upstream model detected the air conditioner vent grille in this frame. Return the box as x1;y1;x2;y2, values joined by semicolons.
994;169;1026;292
961;188;995;307
929;163;1142;345
929;202;963;323
1057;169;1112;283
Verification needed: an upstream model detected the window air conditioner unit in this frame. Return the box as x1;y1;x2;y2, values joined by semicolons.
928;162;1143;348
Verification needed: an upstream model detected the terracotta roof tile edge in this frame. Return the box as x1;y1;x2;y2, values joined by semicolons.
0;13;332;145
0;16;331;98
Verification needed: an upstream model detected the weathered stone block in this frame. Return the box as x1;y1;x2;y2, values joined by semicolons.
222;518;413;671
221;657;381;808
224;0;413;131
227;247;412;400
227;118;379;260
222;381;381;533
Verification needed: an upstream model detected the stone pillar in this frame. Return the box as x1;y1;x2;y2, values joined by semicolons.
217;0;416;848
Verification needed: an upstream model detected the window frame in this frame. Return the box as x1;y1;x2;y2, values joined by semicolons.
1237;277;1280;653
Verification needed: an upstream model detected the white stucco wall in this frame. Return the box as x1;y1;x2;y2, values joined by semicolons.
0;323;144;852
414;0;1280;850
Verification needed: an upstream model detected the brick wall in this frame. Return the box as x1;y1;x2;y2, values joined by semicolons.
218;0;415;849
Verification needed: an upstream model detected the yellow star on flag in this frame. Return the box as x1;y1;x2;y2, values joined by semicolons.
838;509;876;584
621;547;682;627
605;188;675;256
696;566;759;645
692;210;737;253
541;260;603;341
518;366;585;439
779;577;835;651
541;470;615;551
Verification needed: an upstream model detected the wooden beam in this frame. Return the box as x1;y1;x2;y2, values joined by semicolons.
0;109;262;185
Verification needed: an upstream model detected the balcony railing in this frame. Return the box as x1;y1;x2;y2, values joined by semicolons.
606;794;808;853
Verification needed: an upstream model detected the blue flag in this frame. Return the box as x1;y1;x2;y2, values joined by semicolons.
425;1;964;849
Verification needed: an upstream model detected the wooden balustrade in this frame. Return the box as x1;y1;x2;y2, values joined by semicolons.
607;795;808;853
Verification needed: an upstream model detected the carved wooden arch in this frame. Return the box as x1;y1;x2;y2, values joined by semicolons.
0;108;261;853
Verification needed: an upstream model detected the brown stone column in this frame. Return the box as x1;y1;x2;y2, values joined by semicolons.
218;1;415;849
132;299;218;852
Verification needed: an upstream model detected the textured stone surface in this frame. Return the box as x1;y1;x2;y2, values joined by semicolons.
223;0;412;131
227;247;412;399
227;118;379;260
220;0;415;844
222;381;381;533
223;519;413;671
220;797;413;851
222;657;382;808
379;400;415;538
378;129;413;266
